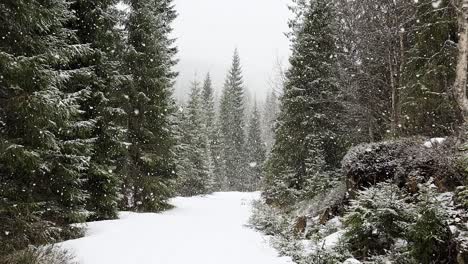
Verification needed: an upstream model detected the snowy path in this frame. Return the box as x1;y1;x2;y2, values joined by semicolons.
60;192;293;264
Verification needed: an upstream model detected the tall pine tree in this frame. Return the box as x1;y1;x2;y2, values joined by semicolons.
122;0;178;212
401;0;459;136
176;80;213;196
264;0;345;206
246;102;266;190
68;0;127;221
263;89;280;153
201;73;223;191
0;0;91;253
219;49;248;191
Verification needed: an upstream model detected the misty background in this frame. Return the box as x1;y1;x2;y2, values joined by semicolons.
172;0;291;102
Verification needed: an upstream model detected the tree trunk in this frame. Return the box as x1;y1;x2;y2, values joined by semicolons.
454;0;468;123
389;50;398;139
454;0;468;148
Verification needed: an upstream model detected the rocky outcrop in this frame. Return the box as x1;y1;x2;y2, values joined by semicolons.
342;138;463;195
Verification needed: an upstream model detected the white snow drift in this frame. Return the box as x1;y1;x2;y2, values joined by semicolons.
60;192;293;264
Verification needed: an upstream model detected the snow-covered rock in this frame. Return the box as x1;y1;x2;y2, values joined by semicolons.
343;138;461;192
322;230;345;249
423;137;446;148
342;258;361;264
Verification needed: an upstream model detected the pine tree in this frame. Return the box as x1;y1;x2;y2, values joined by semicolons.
0;0;90;253
401;0;459;136
201;73;223;191
122;0;178;212
219;49;248;191
211;121;227;190
176;80;213;196
344;182;412;258
246;102;266;190
407;182;453;263
202;73;216;139
263;89;280;153
264;0;345;206
68;0;127;221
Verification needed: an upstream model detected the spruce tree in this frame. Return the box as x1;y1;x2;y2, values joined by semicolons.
176;80;213;196
68;0;127;221
122;0;177;212
401;0;459;136
202;73;216;140
0;0;90;253
263;89;280;153
264;0;345;206
246;102;266;190
219;49;248;191
201;73;222;190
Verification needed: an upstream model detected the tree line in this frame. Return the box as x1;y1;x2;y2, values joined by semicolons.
258;0;468;262
0;0;281;257
175;49;277;196
264;0;460;207
0;0;178;255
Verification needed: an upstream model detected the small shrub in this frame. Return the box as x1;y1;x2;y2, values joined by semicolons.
302;242;351;264
343;182;413;258
455;185;468;210
249;199;291;236
0;202;84;256
0;246;76;264
406;182;457;264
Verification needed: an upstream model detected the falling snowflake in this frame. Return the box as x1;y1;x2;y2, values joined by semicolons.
432;0;442;8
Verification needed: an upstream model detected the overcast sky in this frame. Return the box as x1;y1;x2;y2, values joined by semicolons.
172;0;291;102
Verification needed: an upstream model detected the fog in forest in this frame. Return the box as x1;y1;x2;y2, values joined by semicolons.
172;0;291;101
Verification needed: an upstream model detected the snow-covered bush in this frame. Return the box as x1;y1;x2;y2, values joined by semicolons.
272;236;305;261
455;185;468;209
250;199;309;261
406;182;456;263
342;180;457;263
0;202;83;257
300;178;347;218
343;181;413;258
342;138;463;193
302;244;350;264
0;246;76;264
249;199;291;236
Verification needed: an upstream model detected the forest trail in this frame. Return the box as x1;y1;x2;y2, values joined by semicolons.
60;192;293;264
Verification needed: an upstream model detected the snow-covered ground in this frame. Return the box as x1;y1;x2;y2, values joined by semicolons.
60;192;293;264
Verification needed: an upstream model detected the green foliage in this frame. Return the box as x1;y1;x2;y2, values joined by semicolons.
264;0;347;206
249;199;290;236
68;0;128;221
1;0;179;257
250;199;305;261
121;0;178;212
262;89;280;153
0;0;90;252
342;181;456;263
401;0;459;136
218;49;248;191
344;182;412;258
202;73;225;191
176;80;214;196
0;246;76;264
245;103;266;190
455;186;468;209
406;183;454;263
302;245;350;264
